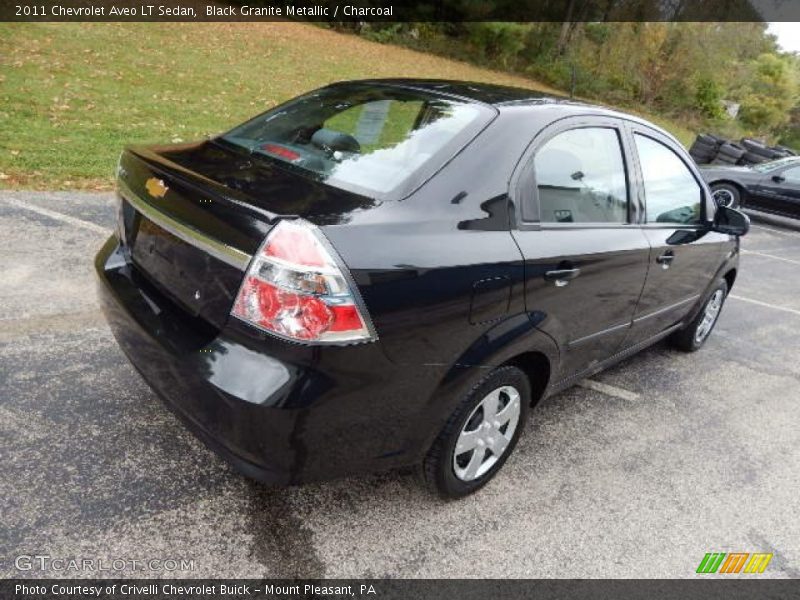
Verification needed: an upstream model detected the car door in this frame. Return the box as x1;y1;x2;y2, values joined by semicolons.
510;117;651;380
623;126;730;345
754;164;800;218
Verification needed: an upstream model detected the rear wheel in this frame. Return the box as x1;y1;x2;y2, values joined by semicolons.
669;280;728;352
421;365;530;499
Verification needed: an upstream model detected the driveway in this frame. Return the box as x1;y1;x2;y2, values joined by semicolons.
1;191;799;578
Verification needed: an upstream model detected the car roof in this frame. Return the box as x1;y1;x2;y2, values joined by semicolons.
343;78;646;119
359;78;563;104
344;78;571;106
333;78;681;146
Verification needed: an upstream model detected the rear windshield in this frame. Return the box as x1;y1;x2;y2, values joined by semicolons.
220;84;493;199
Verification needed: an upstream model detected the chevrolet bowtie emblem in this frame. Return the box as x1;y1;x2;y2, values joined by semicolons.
145;177;168;198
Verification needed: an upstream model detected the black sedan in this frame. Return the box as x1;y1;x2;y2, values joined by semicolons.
701;156;800;218
96;80;748;498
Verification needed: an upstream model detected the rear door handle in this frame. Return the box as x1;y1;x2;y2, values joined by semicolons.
656;251;675;269
544;267;581;287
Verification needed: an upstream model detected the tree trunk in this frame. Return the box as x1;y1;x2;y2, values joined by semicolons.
556;0;577;55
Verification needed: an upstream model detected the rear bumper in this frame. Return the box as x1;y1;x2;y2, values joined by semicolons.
95;235;447;484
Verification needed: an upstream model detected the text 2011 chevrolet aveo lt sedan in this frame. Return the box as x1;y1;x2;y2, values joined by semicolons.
96;80;749;498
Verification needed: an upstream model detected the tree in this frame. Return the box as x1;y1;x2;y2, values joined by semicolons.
738;53;798;135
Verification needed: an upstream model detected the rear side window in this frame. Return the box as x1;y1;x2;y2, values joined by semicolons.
634;134;703;225
534;127;628;224
220;84;491;200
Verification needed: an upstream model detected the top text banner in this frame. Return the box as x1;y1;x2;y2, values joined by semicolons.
4;0;800;22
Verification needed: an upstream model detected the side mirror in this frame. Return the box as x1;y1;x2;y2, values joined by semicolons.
712;205;750;236
772;175;785;183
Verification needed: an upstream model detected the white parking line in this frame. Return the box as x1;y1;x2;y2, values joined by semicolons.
742;249;800;267
729;295;800;317
578;379;640;401
0;197;109;235
752;224;800;239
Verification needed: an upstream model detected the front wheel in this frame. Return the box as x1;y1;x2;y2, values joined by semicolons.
421;365;530;499
711;183;741;209
669;280;728;352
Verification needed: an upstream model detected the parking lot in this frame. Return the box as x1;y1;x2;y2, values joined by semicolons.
1;190;799;579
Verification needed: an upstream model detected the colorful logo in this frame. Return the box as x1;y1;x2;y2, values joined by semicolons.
145;177;168;199
696;552;773;574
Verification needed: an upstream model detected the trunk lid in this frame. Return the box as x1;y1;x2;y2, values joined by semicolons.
116;141;378;330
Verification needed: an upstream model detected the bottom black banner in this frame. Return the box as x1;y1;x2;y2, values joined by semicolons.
2;579;799;600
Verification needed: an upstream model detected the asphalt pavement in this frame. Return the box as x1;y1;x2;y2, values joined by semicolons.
1;191;798;579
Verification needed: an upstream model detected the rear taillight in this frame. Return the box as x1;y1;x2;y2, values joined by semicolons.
231;219;377;344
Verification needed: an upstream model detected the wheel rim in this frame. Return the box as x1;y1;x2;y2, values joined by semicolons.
453;385;521;482
712;188;735;208
695;289;725;343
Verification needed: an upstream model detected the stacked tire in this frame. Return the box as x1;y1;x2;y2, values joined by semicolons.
689;134;722;164
741;138;776;164
711;142;745;165
688;133;797;166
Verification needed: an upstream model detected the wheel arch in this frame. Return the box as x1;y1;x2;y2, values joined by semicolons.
504;351;551;407
411;314;560;461
723;267;737;292
433;313;559;409
709;179;747;198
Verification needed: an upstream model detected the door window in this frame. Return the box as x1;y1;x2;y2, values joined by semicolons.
634;134;703;225
780;166;800;184
534;127;628;224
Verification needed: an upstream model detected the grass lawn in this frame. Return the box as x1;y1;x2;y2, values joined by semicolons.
0;22;694;190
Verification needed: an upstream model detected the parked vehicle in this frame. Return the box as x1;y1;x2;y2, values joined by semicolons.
701;156;800;218
96;80;749;498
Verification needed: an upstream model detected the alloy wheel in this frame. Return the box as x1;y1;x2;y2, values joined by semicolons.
695;289;725;343
453;385;521;481
712;188;735;208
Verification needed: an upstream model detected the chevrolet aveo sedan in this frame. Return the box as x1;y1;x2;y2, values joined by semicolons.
96;80;749;498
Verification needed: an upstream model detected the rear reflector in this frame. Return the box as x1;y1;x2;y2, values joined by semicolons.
231;219;377;344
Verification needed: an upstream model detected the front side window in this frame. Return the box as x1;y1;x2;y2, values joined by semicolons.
220;84;491;199
780;165;800;184
751;156;798;173
534;127;628;224
634;134;703;225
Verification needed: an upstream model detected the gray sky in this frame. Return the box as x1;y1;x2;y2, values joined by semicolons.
768;22;800;53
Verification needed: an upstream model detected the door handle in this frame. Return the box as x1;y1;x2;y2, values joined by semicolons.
544;267;581;287
656;251;675;269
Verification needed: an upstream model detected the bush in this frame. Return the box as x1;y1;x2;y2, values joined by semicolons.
466;23;529;67
695;77;725;119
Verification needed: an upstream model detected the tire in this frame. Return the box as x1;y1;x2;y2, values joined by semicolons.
710;182;741;208
421;365;531;499
717;143;745;160
696;134;721;146
689;143;715;160
745;142;779;160
690;150;714;164
741;138;766;150
691;139;717;153
712;155;738;165
669;280;728;352
741;151;766;164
